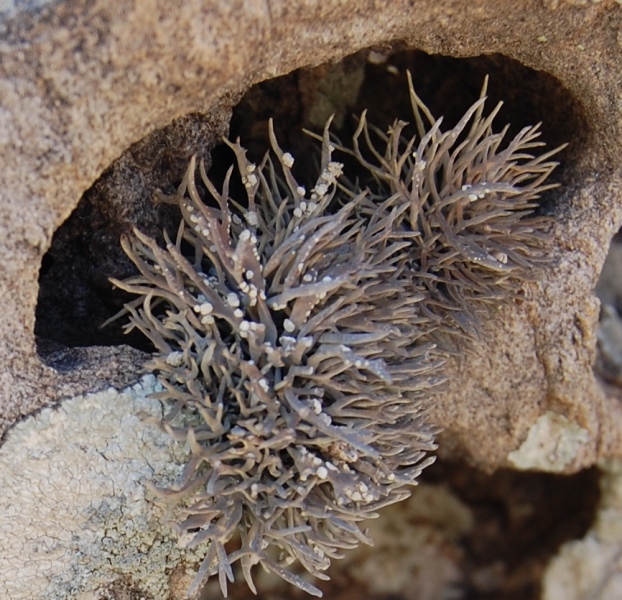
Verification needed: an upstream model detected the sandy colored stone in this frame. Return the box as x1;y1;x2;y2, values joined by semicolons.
2;0;622;597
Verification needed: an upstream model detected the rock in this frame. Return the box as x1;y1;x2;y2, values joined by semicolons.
543;459;622;600
2;0;622;597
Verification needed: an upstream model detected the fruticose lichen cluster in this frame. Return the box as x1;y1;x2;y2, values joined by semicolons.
110;74;561;597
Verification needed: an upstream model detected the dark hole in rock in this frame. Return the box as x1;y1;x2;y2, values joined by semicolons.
594;227;622;392
421;461;600;600
35;110;232;356
228;48;582;212
35;47;583;361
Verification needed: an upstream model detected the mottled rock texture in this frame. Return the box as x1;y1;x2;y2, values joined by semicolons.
1;0;622;598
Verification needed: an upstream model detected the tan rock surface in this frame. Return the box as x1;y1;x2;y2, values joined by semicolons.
2;0;622;597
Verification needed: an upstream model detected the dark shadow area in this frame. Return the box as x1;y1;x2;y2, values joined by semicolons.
35;48;584;361
421;460;600;600
35;111;231;356
230;49;584;206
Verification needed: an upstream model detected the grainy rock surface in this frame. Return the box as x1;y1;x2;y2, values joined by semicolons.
2;0;622;598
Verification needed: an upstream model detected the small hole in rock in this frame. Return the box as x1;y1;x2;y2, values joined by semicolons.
35;111;231;358
421;461;600;600
229;49;582;211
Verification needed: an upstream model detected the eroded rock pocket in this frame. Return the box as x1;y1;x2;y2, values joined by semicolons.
35;48;581;359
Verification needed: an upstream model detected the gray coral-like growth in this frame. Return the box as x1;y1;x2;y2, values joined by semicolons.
327;73;561;342
109;74;561;598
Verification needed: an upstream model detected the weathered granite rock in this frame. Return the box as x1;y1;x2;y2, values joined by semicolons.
2;0;622;598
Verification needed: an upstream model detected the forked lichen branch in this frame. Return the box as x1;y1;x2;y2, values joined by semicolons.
108;73;562;598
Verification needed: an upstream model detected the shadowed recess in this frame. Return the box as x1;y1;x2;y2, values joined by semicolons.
34;48;582;361
423;461;601;600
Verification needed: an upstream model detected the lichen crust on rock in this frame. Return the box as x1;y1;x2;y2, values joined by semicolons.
0;375;206;600
508;411;591;472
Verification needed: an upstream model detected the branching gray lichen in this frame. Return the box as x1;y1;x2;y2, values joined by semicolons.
324;73;561;342
108;74;562;598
